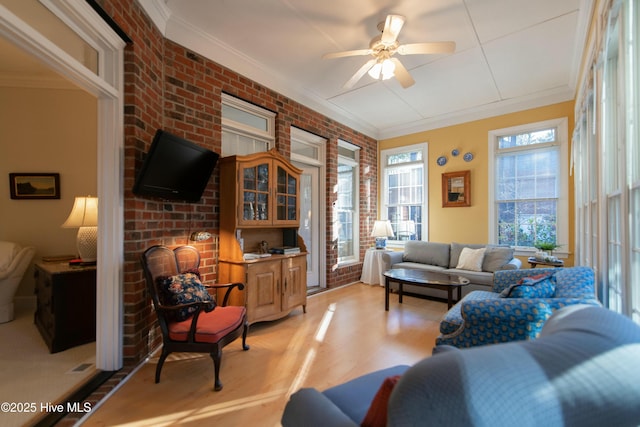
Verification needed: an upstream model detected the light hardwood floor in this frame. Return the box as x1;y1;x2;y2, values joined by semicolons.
79;283;447;427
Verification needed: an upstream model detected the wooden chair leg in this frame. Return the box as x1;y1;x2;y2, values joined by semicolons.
242;323;250;351
211;348;223;391
156;349;170;383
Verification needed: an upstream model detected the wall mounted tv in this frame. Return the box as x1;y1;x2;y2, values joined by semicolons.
132;129;219;203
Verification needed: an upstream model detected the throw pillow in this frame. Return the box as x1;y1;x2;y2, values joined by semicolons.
455;247;486;272
500;273;556;298
482;246;515;272
157;273;216;321
361;375;401;427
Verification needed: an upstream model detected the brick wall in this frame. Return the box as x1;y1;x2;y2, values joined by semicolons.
98;0;378;365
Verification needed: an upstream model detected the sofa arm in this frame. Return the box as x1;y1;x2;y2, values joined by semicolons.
502;257;522;270
282;388;359;427
381;251;404;271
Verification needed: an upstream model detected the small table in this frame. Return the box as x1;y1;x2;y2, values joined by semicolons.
383;268;470;310
361;248;392;285
528;257;564;268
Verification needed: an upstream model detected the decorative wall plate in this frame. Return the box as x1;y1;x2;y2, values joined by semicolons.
451;149;459;157
463;152;474;162
437;156;447;166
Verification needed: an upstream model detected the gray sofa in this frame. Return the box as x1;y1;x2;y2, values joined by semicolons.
381;241;521;299
281;305;640;427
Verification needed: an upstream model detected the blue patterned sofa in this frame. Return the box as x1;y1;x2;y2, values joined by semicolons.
436;266;601;348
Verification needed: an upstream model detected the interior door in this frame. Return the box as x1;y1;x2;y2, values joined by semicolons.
296;163;320;288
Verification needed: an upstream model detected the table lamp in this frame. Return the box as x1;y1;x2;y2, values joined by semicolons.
371;220;394;249
62;196;98;263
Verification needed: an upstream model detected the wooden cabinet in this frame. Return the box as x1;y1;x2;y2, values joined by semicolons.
219;149;307;324
220;148;301;229
218;255;307;324
33;262;96;353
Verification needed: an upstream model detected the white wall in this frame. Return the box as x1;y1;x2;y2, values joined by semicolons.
0;86;97;297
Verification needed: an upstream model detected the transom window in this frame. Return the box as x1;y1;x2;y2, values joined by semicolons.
221;93;275;156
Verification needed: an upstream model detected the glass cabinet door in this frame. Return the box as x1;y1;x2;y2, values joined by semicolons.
241;162;270;223
276;165;298;223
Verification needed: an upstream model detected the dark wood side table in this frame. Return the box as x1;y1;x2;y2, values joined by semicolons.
527;257;564;268
34;262;97;353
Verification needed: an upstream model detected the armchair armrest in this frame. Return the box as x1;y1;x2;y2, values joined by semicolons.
381;251;404;271
206;282;245;306
472;297;598;335
282;388;358;427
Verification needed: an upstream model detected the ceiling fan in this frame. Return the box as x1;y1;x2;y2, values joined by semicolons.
323;14;455;89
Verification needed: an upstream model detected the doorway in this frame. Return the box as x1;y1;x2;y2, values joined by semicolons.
0;1;125;374
291;127;326;290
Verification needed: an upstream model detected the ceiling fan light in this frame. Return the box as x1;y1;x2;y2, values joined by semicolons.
381;59;395;80
368;62;382;79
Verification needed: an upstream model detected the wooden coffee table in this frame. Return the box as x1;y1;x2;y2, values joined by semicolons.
383;268;470;310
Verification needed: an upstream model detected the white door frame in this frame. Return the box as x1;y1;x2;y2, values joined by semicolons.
0;1;125;371
291;127;326;288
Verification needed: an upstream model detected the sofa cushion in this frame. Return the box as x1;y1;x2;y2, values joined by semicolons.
456;247;486;271
482;246;515;272
449;242;486;269
391;262;447;273
402;241;450;268
361;375;401;427
445;269;494;286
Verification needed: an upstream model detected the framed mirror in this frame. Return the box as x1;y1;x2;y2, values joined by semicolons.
442;170;470;207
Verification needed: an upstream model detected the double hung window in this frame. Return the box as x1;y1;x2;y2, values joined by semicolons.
335;141;359;264
380;143;428;244
489;119;568;252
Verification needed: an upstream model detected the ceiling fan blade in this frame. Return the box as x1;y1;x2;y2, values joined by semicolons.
381;15;405;44
322;49;372;59
390;58;415;88
397;41;456;55
343;59;377;89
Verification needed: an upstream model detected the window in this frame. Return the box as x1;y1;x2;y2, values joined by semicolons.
380;143;428;244
334;140;359;264
573;0;640;322
221;93;275;156
489;118;568;254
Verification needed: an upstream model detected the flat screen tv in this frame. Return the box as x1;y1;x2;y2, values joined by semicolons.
133;129;219;203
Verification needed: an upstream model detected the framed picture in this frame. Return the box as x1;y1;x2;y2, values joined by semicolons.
9;173;60;199
442;170;470;207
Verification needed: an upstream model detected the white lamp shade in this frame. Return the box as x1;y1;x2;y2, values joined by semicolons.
371;220;394;238
62;196;98;228
62;196;98;262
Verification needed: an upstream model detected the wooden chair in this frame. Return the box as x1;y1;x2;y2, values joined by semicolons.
141;245;249;391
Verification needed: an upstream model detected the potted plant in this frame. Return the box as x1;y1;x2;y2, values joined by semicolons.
534;241;562;261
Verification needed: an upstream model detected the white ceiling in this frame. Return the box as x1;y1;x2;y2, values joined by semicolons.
0;0;591;140
141;0;590;139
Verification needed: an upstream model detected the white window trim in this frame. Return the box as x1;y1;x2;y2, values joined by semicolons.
336;140;360;265
488;118;569;257
380;142;429;247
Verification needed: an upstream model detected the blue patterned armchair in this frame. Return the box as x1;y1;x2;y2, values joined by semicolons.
436;266;601;348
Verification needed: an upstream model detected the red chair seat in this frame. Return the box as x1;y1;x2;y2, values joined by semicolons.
168;305;247;343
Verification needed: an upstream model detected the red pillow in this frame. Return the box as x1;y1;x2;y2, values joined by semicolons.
361;375;401;427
